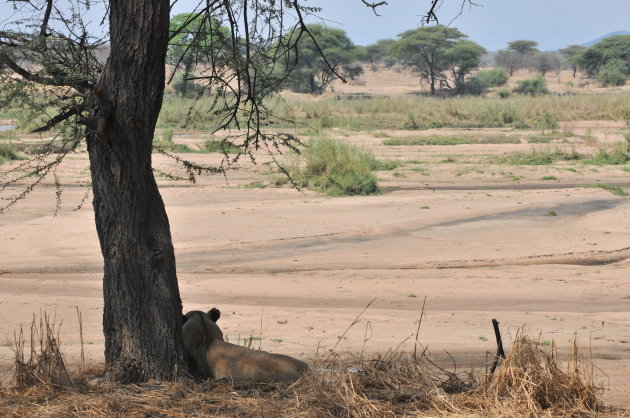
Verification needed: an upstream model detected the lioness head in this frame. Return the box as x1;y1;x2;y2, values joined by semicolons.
182;308;224;376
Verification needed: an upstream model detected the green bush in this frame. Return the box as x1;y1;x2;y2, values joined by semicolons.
202;139;243;154
586;142;630;165
460;77;486;95
0;141;21;163
597;58;628;87
462;69;509;95
475;68;509;87
153;130;194;153
286;137;379;196
498;88;510;99
513;75;550;96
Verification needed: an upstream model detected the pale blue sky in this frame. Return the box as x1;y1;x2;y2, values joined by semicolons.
2;1;629;51
292;0;630;51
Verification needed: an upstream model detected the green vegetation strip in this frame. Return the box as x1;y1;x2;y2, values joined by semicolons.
488;143;630;165
383;135;520;146
157;93;630;131
586;183;628;196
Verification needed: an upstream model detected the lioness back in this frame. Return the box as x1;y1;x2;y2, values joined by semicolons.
207;341;309;383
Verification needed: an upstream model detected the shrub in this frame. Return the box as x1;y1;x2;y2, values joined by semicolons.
513;75;550;96
596;58;628;87
202;139;243;154
475;68;509;87
285;137;379;196
498;88;510;98
0;141;21;163
460;77;486;95
153;130;193;153
463;69;509;95
586;142;630;165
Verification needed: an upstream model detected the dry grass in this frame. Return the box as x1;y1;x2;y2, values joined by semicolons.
0;312;612;417
8;312;73;389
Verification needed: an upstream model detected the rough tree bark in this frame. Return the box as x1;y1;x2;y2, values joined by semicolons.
86;0;183;382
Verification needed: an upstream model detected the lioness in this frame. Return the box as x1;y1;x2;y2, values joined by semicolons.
182;308;309;383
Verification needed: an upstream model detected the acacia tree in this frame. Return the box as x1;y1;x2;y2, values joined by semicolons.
167;13;230;97
494;49;520;76
0;0;475;383
495;40;539;75
578;35;630;78
364;39;397;68
442;39;486;93
391;25;466;95
280;24;363;95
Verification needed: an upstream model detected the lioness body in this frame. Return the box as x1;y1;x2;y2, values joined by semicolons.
206;340;309;382
182;309;308;383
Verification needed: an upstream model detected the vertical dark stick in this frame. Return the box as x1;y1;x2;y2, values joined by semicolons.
489;319;506;376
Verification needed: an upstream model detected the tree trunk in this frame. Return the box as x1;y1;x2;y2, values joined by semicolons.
86;0;184;382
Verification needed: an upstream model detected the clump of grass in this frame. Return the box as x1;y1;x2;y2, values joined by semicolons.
371;159;402;171
202;139;243;154
548;210;558;216
585;142;630;165
284;137;379;196
0;141;22;163
9;312;75;389
586;183;628;196
541;175;557;180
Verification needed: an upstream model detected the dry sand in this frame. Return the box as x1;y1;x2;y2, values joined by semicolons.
1;84;630;407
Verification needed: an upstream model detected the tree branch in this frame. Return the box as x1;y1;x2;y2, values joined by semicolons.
360;0;388;16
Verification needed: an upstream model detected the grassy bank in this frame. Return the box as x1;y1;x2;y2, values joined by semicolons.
157;93;630;131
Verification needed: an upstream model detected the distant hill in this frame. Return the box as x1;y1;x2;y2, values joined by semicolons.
581;31;630;47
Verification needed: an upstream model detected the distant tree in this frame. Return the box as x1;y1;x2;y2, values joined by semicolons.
390;25;467;94
559;45;586;77
533;52;562;75
442;40;486;93
364;39;397;68
281;25;363;95
578;35;630;78
506;39;539;72
507;40;539;55
167;13;230;97
494;50;520;75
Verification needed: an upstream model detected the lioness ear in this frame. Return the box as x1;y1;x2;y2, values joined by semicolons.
207;308;221;322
